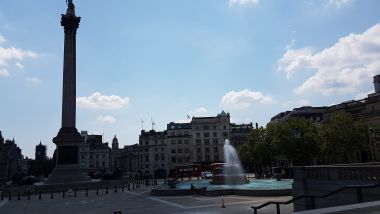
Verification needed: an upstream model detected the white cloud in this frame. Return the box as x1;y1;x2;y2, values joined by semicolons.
0;34;6;45
229;0;259;6
0;34;38;77
175;119;189;123
26;77;42;85
187;107;209;117
97;115;116;124
278;23;380;96
355;90;374;100
285;39;296;50
0;68;9;77
15;62;24;69
327;0;352;8
77;92;130;109
195;107;208;114
221;89;275;110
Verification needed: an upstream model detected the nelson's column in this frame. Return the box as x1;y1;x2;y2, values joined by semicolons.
48;0;90;183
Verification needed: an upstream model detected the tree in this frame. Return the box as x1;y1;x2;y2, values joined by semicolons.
268;117;319;166
319;112;368;163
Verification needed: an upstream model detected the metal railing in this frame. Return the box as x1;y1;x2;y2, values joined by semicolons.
251;182;380;214
0;177;158;201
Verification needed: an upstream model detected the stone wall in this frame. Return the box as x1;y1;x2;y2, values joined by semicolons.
293;163;380;211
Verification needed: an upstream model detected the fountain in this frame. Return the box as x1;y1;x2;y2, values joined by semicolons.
210;139;248;185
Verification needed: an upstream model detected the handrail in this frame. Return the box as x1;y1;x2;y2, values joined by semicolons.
251;182;380;214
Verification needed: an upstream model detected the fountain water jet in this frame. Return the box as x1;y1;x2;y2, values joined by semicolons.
210;139;248;185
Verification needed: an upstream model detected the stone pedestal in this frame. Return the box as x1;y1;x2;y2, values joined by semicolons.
47;128;91;184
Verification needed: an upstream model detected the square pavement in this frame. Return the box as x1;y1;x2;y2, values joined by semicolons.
0;186;293;214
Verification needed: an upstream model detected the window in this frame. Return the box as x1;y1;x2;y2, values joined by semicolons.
204;139;210;145
214;147;218;152
205;155;210;161
197;156;202;162
214;155;219;161
213;132;217;137
145;141;149;145
145;155;149;162
178;140;182;144
178;148;183;153
102;154;105;158
171;149;176;153
196;139;201;146
205;147;210;153
196;132;200;138
171;157;176;163
213;138;218;144
213;125;217;130
184;131;189;135
223;125;226;130
196;147;201;153
185;148;190;153
204;132;210;138
161;155;165;160
184;139;189;144
203;125;209;130
171;140;175;145
223;132;228;137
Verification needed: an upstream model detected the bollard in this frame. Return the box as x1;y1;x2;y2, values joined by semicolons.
133;182;135;189
128;183;130;191
74;188;77;197
51;191;53;199
122;185;124;192
8;192;11;200
63;190;65;198
27;191;30;200
114;211;122;214
18;192;20;200
86;187;88;196
96;187;99;195
106;186;109;194
114;184;117;193
1;191;3;201
39;191;41;200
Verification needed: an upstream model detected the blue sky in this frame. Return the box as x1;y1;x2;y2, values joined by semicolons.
1;0;380;158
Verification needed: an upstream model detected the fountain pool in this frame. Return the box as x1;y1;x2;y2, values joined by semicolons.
151;179;292;196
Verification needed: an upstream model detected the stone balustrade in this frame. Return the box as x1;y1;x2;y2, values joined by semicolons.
293;163;380;211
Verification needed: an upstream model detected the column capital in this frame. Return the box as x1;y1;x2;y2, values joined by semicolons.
61;14;81;32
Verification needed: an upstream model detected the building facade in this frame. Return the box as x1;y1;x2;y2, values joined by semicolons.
111;111;253;178
79;132;111;172
0;132;22;185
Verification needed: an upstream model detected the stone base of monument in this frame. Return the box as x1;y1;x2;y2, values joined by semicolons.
46;127;92;184
46;166;91;184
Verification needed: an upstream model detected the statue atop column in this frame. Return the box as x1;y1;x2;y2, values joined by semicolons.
66;0;75;16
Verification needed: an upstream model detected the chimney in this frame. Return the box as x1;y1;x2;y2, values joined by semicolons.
255;123;258;129
374;74;380;93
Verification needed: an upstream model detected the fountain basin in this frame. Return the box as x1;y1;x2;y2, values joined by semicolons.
210;174;249;185
151;179;293;196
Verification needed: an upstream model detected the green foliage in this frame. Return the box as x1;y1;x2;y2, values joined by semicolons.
319;112;368;163
28;159;55;177
268;117;319;166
